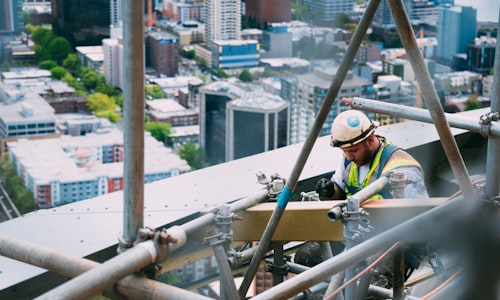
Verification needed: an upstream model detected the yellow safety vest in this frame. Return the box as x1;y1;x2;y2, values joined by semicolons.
344;137;423;199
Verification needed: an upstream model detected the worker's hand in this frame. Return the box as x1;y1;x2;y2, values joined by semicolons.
315;178;335;199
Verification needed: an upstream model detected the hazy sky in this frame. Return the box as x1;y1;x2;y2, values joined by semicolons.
454;0;500;22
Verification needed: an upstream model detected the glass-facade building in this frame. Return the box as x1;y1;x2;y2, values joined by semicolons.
0;0;23;36
437;5;477;64
210;40;260;70
227;97;289;160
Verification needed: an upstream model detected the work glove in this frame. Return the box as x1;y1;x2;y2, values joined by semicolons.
315;178;335;199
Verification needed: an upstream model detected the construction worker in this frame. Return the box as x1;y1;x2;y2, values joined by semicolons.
308;107;431;291
316;108;429;200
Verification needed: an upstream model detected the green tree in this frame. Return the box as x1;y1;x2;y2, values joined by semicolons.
96;83;120;97
145;121;173;144
50;66;68;80
23;12;32;26
145;84;164;99
31;26;55;47
179;141;208;170
33;44;52;62
87;92;116;112
62;53;82;76
96;110;121;123
62;72;86;93
216;68;228;79
82;70;102;91
48;37;73;64
465;95;481;111
0;154;36;214
292;1;309;21
185;49;196;59
333;13;350;29
239;69;253;82
39;60;58;70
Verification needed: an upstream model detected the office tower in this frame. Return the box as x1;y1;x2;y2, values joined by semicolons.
227;91;289;161
0;0;23;36
373;0;413;26
110;0;122;28
437;5;477;64
146;32;179;77
467;36;496;75
303;0;354;26
261;24;293;59
245;0;291;29
103;38;123;88
51;0;111;47
281;66;372;144
200;82;289;164
204;0;241;41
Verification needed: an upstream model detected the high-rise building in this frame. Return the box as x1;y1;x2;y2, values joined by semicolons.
162;0;205;23
200;81;289;164
373;0;413;27
209;39;259;70
303;0;354;26
204;0;241;41
261;24;293;59
102;38;123;89
51;0;111;47
281;65;372;144
110;0;122;28
467;36;496;75
146;32;179;77
227;89;289;161
436;5;477;64
0;0;23;37
244;0;291;29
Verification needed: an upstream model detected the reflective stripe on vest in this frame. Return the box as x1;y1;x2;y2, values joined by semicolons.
343;139;423;199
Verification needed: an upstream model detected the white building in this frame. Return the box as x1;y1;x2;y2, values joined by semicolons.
7;129;190;208
204;0;241;41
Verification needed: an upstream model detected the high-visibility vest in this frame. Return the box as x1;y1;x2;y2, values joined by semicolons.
343;137;423;199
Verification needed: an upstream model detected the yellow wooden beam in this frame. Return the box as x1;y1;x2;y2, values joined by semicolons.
232;198;449;242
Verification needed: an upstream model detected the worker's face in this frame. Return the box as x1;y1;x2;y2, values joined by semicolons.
341;138;372;167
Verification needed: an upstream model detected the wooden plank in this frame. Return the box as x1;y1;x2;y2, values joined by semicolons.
232;198;449;241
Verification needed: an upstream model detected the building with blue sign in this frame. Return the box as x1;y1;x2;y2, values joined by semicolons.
209;40;260;70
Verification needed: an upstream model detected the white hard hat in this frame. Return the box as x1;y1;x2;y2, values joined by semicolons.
330;110;378;148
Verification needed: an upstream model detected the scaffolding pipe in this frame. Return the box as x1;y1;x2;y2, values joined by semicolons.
0;234;211;300
387;0;476;200
346;97;500;137
344;176;389;299
238;0;382;296
35;226;187;300
121;0;145;246
250;196;465;300
181;189;269;236
31;189;267;299
485;11;500;198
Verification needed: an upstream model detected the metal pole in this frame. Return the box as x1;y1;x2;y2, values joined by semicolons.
485;11;500;198
181;189;269;236
387;0;476;200
122;0;145;246
344;176;389;299
347;97;500;137
271;242;285;285
250;196;465;300
1;190;268;299
35;227;186;300
0;234;211;300
393;246;405;300
238;0;382;296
